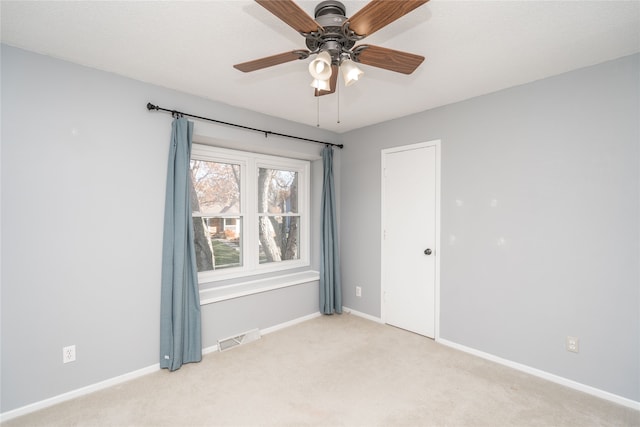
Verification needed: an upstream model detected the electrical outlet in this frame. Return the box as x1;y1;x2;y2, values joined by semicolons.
355;286;362;297
566;336;579;353
63;345;76;363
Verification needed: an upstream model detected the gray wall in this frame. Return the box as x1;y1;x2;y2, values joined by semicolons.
2;43;637;413
340;54;639;401
0;45;338;413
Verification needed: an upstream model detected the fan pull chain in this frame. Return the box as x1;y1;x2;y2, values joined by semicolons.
316;96;320;127
337;80;341;124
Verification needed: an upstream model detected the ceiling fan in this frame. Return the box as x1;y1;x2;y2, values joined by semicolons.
234;0;429;96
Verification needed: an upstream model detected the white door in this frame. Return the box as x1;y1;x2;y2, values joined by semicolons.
382;141;439;338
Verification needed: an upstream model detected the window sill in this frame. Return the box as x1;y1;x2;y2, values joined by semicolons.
199;270;320;305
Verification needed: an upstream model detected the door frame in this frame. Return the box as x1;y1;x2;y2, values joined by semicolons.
380;140;442;340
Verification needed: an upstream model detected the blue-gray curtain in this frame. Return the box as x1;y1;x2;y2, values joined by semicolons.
160;117;202;371
320;145;342;314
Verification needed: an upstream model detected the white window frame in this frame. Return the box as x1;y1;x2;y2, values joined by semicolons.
191;144;310;283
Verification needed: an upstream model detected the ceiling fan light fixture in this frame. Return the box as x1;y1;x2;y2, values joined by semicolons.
340;59;364;87
308;50;333;80
310;78;331;91
236;0;429;98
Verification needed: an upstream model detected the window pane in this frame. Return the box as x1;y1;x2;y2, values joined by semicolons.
257;168;298;214
258;216;300;264
190;160;241;214
193;216;242;271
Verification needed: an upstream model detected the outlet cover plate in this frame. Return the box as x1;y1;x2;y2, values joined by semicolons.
63;345;76;363
566;336;579;353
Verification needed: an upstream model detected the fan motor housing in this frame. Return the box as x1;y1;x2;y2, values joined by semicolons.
305;0;355;58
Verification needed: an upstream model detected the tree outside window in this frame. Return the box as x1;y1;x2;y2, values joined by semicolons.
189;145;309;281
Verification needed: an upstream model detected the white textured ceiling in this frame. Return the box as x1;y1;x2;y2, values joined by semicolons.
1;1;639;133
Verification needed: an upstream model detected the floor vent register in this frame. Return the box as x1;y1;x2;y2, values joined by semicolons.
218;328;261;352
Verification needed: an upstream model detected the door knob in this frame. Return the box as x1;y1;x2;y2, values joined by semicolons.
424;248;432;255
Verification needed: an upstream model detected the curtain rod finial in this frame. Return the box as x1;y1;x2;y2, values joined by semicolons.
147;103;158;111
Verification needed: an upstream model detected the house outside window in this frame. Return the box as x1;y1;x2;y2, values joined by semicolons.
190;144;310;282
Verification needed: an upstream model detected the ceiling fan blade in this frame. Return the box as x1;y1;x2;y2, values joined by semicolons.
354;45;424;74
315;65;339;97
256;0;322;34
347;0;429;37
234;50;310;72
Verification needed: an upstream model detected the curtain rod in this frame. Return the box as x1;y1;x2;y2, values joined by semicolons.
146;103;343;149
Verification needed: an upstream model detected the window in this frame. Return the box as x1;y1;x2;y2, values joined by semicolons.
190;145;310;282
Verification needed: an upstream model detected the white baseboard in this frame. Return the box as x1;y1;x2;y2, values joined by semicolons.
340;307;639;411
438;338;640;411
342;306;384;324
202;344;220;355
262;311;322;335
6;312;636;421
0;364;160;422
0;311;323;423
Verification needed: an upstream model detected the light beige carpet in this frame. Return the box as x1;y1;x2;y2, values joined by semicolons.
4;313;639;426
